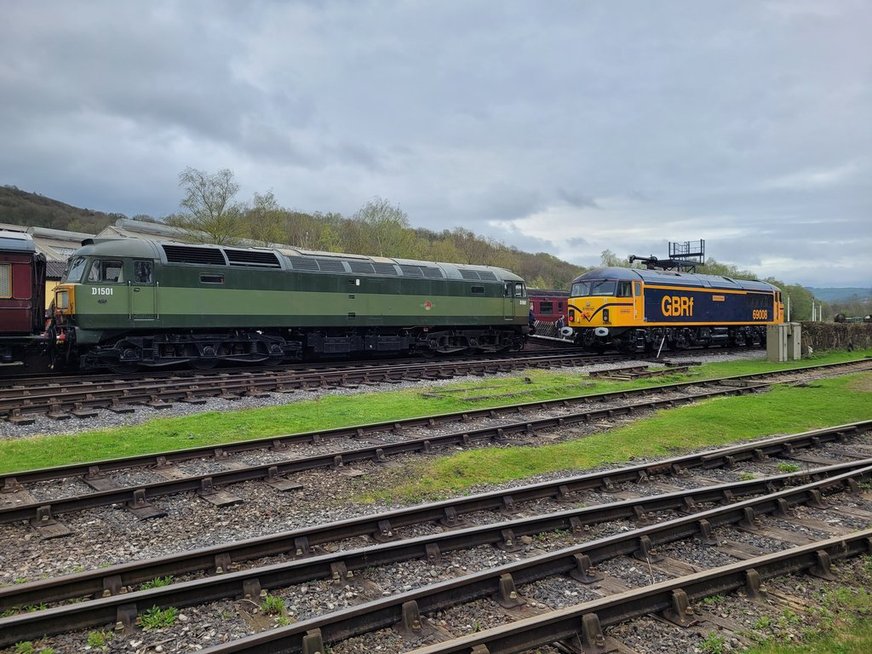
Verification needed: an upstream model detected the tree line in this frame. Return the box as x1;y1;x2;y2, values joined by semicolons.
165;167;584;290
2;173;858;321
164;168;855;319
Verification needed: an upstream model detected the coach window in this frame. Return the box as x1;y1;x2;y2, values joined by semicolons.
617;281;632;297
540;301;554;314
0;264;10;298
88;259;124;283
134;260;153;284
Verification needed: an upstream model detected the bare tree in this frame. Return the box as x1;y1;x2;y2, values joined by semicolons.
352;197;415;257
244;191;285;246
170;167;244;244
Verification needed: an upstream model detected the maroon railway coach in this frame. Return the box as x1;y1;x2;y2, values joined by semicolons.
0;230;47;366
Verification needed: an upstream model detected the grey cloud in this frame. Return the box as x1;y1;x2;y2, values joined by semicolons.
0;0;869;286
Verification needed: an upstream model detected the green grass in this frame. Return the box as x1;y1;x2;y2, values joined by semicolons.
364;370;872;502
260;593;285;616
139;576;173;591
0;349;868;475
742;580;872;653
86;630;110;649
140;605;179;630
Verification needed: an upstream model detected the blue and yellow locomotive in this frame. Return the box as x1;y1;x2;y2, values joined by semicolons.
566;267;784;352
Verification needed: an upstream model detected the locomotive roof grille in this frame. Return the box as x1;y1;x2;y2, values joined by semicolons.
459;269;481;280
478;270;497;281
372;262;399;275
162;244;227;265
422;266;444;279
286;255;320;271
224;249;281;268
399;264;423;278
316;258;346;272
348;261;376;274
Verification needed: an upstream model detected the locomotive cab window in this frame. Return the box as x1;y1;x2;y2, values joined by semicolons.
65;256;87;283
571;280;617;297
88;259;124;283
616;281;632;297
514;282;525;297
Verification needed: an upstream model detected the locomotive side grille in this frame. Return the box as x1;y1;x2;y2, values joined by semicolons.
162;245;227;265
316;258;346;272
286;256;320;271
224;249;281;267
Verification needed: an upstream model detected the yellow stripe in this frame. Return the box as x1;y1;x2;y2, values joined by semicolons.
643;284;755;295
623;321;778;326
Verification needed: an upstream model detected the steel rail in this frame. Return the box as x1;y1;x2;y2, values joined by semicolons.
3;356;869;487
3;354;869;424
2;422;867;610
178;465;872;654
0;383;767;524
1;462;869;647
0;352;625;418
0;347;592;386
1;373;759;487
406;529;872;654
2;458;865;612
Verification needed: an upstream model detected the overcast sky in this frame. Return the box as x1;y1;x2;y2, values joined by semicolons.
1;1;870;286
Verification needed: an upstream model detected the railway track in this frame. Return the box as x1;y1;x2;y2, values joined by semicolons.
0;346;778;423
0;351;626;423
4;360;868;536
1;425;870;651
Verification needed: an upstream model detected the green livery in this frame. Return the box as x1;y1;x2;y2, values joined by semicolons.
53;239;530;370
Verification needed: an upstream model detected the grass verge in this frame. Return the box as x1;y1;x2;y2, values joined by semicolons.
0;349;869;475
362;370;872;502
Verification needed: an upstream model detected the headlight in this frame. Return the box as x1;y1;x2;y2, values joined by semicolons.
602;308;610;323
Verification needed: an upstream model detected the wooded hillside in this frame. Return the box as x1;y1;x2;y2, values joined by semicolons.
0;185;119;233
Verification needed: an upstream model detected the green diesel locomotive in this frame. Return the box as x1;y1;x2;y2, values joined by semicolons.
51;239;530;370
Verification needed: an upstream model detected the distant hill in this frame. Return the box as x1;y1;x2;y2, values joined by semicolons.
0;185;119;234
807;287;872;302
